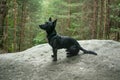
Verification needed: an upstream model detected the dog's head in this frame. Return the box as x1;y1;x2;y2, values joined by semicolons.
39;17;57;33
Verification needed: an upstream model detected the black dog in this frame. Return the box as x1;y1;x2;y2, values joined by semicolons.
39;17;97;61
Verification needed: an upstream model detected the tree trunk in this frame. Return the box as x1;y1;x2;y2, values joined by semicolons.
13;0;17;51
18;1;27;51
106;0;111;39
99;0;104;38
116;11;120;40
68;0;71;28
103;0;110;39
103;0;111;39
92;0;98;39
0;0;8;49
3;15;8;52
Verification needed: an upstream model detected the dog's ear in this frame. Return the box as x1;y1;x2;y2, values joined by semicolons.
53;19;57;27
49;17;52;21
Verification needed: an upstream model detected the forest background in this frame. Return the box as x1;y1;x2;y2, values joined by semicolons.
0;0;120;53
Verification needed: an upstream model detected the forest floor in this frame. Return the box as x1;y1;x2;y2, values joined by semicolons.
0;40;120;80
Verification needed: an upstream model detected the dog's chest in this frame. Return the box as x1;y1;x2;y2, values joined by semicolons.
48;36;62;48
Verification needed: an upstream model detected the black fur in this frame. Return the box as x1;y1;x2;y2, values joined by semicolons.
39;17;97;61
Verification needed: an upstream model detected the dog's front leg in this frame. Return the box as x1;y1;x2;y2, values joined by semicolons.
52;49;57;61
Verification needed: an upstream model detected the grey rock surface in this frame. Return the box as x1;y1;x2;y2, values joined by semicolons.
0;40;120;80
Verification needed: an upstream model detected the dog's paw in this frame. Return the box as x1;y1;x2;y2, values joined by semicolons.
53;58;57;61
66;53;78;57
66;52;70;54
66;53;72;57
66;54;73;57
51;55;54;58
66;49;69;52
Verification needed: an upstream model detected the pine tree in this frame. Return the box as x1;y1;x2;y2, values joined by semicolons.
0;0;8;49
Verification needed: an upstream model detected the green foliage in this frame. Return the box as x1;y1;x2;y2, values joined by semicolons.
33;32;46;45
110;1;120;34
111;28;120;32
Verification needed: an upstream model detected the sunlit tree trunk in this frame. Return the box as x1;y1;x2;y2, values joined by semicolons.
106;0;111;39
13;0;17;51
103;0;110;39
92;0;98;39
99;0;104;38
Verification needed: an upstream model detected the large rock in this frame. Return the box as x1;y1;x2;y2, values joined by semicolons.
0;40;120;80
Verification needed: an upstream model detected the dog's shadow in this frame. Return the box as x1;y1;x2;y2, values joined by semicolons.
42;52;98;74
51;53;85;65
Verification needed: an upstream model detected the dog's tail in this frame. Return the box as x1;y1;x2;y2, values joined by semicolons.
79;47;97;55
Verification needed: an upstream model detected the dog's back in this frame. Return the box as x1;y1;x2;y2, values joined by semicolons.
49;35;80;49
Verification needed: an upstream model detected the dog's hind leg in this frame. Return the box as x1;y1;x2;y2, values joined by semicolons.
66;46;79;57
